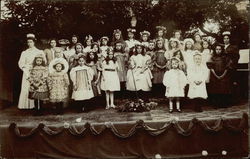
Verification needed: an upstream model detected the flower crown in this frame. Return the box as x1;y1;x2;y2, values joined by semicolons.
58;39;70;45
113;29;122;35
27;33;36;39
85;35;93;41
140;30;150;36
156;26;167;31
222;31;231;36
100;36;109;41
127;28;136;33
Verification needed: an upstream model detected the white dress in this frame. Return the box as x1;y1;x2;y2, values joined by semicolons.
100;61;120;91
163;69;187;97
18;47;46;109
201;49;213;83
187;65;208;99
126;54;153;91
70;65;94;100
63;48;75;62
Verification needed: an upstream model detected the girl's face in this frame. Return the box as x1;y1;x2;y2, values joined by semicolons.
86;39;92;46
115;33;121;40
27;39;35;48
50;40;57;48
156;40;163;48
72;37;78;44
89;52;95;59
174;32;181;40
136;46;143;54
194;55;202;66
148;43;155;50
170;41;177;48
142;35;148;42
92;45;98;52
215;46;222;55
101;39;108;46
115;44;122;51
157;30;164;37
35;57;43;66
194;35;202;42
78;57;85;66
55;63;63;72
128;32;134;39
76;45;83;53
202;41;209;49
171;60;179;69
186;42;192;49
108;53;114;59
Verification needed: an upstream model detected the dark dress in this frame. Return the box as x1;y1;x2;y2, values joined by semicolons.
207;54;233;94
152;49;168;84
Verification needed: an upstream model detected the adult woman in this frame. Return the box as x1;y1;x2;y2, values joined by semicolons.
18;34;46;109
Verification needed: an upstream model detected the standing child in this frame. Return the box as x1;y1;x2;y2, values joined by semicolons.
173;30;184;50
145;40;156;70
193;33;203;52
173;50;186;73
165;38;181;59
163;57;187;113
187;53;208;112
47;59;70;114
155;26;169;50
111;29;126;48
70;55;94;112
28;54;49;115
126;44;153;101
69;43;85;70
183;38;195;71
125;28;140;55
100;49;121;109
140;30;151;48
207;44;233;107
99;36;110;58
83;35;93;53
201;40;213;83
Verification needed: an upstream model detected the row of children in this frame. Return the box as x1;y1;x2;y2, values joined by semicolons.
18;27;239;115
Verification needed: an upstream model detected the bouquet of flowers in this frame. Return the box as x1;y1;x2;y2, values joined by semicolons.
118;99;158;112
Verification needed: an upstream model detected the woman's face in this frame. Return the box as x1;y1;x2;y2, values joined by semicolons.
157;30;164;37
174;32;181;40
202;41;209;49
215;46;222;55
86;39;92;46
78;57;85;66
35;57;43;66
76;45;83;53
194;55;202;65
27;39;35;48
142;34;148;42
186;42;192;49
170;41;177;48
157;40;163;48
55;63;62;72
136;46;143;54
72;37;78;44
89;52;95;59
115;33;121;40
128;32;134;39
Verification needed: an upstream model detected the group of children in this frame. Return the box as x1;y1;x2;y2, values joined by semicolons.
18;27;239;115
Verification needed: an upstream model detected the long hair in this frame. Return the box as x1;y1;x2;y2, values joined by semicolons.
201;40;212;52
32;57;46;67
155;39;166;51
212;43;225;57
74;43;84;54
113;42;125;53
86;52;98;64
105;49;116;65
133;45;146;56
91;43;100;53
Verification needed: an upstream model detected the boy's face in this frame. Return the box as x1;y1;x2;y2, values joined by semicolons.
142;34;148;41
55;63;62;72
78;58;85;66
148;42;155;50
194;55;202;65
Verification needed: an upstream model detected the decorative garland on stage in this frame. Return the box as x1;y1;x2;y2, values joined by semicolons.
9;113;248;139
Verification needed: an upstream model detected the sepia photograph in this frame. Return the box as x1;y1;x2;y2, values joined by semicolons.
0;0;249;158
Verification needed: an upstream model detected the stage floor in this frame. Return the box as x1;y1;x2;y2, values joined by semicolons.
0;98;248;126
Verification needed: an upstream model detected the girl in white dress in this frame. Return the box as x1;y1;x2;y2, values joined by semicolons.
125;28;140;54
126;44;153;101
183;38;195;71
99;36;109;58
70;55;94;111
18;34;46;109
100;49;120;109
83;35;93;53
140;30;150;49
163;57;187;113
187;53;208;112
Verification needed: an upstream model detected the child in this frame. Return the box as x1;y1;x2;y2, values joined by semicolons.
70;55;94;112
125;28;140;53
193;33;203;52
163;57;187;113
86;51;101;97
47;59;70;114
165;38;181;59
183;38;195;71
187;53;208;112
173;30;184;50
69;43;85;69
207;44;233;107
140;30;150;48
145;40;156;70
111;29;126;48
173;50;186;73
99;36;109;58
201;40;213;65
28;54;49;115
152;39;168;95
155;26;169;50
126;44;153;101
100;49;120;109
83;35;93;53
